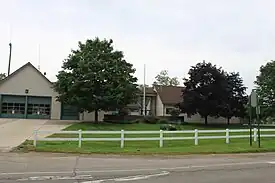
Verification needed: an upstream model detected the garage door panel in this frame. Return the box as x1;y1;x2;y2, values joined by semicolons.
61;104;79;120
1;95;26;118
27;96;51;119
28;96;51;105
1;113;25;118
27;114;50;119
0;95;52;119
2;95;25;103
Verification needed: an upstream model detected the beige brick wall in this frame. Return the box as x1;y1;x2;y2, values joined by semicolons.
184;114;241;124
80;111;105;121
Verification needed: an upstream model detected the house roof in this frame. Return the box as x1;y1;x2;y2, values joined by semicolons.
137;86;156;95
144;87;156;94
154;85;184;105
0;62;52;86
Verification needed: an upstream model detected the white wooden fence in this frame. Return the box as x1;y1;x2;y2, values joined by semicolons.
33;128;275;148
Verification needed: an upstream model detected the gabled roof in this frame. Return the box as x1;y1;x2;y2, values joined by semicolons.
154;85;184;105
0;62;52;86
137;86;156;95
144;87;156;94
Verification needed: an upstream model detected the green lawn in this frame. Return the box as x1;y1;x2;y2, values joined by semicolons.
16;122;275;155
64;122;247;131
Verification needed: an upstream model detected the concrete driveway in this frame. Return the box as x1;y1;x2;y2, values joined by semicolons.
0;119;76;152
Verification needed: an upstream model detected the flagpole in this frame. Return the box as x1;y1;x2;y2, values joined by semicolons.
143;64;146;116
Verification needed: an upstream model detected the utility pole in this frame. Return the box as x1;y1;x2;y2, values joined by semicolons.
8;43;12;76
38;44;41;71
8;25;13;76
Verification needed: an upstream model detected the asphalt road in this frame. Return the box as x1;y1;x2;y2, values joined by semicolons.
1;152;275;182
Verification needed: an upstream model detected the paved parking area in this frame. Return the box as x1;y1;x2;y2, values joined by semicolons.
0;119;76;152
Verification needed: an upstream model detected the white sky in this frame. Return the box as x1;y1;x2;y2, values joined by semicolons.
1;0;275;92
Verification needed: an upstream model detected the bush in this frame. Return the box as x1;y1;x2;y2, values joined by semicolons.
106;120;138;124
169;108;181;117
103;114;143;123
118;108;130;116
130;119;141;124
158;119;169;124
160;124;177;131
169;108;181;122
143;116;159;124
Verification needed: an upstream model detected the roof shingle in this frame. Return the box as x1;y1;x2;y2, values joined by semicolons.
154;85;184;105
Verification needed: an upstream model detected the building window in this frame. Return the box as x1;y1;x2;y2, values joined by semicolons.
166;108;174;114
1;102;25;114
140;109;151;115
130;109;140;113
27;104;50;116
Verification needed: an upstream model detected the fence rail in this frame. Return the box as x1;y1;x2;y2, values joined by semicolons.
33;128;275;148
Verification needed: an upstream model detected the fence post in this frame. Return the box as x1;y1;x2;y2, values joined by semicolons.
159;130;163;148
121;130;124;148
78;129;82;148
194;129;198;145
33;130;38;147
226;129;230;144
253;128;257;142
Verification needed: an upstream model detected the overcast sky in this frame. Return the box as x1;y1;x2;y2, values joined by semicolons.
0;0;274;92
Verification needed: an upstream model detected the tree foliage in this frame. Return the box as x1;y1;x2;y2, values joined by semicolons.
255;60;275;118
53;38;138;122
154;70;180;86
179;61;247;125
169;108;181;117
180;61;226;124
219;72;248;124
0;73;6;80
169;108;181;121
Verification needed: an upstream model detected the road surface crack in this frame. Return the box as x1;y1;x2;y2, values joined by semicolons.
73;156;80;177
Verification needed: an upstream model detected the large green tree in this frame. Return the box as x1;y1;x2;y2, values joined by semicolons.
154;70;180;86
0;73;6;80
255;60;275;118
180;61;248;125
179;61;227;124
54;38;138;122
219;72;248;124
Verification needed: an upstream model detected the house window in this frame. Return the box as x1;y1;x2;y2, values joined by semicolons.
166;108;174;115
130;109;140;112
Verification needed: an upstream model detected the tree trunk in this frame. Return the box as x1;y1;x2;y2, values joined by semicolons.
204;116;208;125
95;109;99;123
227;117;230;125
